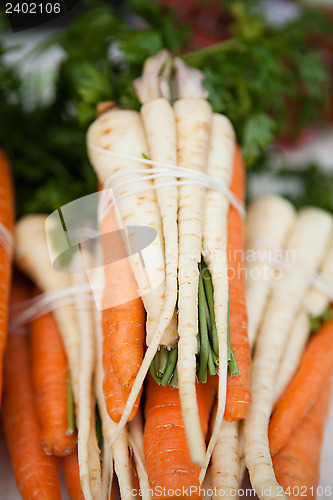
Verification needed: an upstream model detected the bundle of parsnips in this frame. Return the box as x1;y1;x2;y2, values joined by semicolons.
86;50;252;495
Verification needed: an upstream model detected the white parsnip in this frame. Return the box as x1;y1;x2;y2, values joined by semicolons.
274;233;333;402
70;250;102;500
14;215;81;401
140;97;178;347
245;196;296;350
87;108;176;345
134;49;171;104
88;109;180;442
87;410;103;500
200;114;235;479
211;420;240;500
244;207;333;500
128;411;152;500
174;97;212;467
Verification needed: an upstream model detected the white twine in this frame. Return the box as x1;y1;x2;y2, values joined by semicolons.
9;283;102;333
0;222;14;257
87;143;246;221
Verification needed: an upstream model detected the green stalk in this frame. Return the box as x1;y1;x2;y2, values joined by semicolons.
150;357;162;385
161;347;178;386
229;349;240;377
198;266;209;383
66;376;75;436
157;347;169;377
182;38;240;66
201;259;219;356
207;349;217;376
170;367;178;389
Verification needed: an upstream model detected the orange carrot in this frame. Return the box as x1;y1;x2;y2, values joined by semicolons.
61;450;85;500
0;149;14;405
30;287;77;456
224;145;252;421
100;197;145;422
273;379;331;499
103;356;141;423
2;274;61;500
144;375;216;500
269;314;333;457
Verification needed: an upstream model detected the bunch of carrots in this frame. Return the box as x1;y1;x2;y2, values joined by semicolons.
0;52;333;500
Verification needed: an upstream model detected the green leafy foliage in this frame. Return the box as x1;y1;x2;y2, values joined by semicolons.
0;0;333;216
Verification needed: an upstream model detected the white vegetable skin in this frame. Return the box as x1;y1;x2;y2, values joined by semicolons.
245;196;296;350
211;420;240;500
244;206;333;500
70;250;102;500
274;233;333;403
128;411;152;500
87;109;176;345
140;97;178;347
200;114;235;479
14;215;81;401
174;97;212;467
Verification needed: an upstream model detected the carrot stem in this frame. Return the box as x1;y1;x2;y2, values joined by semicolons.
66;376;75;436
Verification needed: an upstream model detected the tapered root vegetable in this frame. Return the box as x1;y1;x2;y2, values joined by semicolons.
272;380;331;499
244;206;333;500
61;451;85;500
140;97;178;347
211;420;240;499
87;108;177;346
200;114;235;477
269;314;333;457
30;298;77;456
128;411;152;500
144;375;216;500
14;215;80;401
175;97;212;467
94;305;134;499
100;204;145;395
245;195;296;350
88;108;180;443
274;235;333;403
68;249;102;500
224;145;251;422
2;274;61;500
0;149;14;404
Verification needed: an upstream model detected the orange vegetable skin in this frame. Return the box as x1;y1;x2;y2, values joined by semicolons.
144;375;216;500
224;145;252;421
269;315;333;456
30;293;77;456
0;149;14;404
100;199;145;422
273;380;331;499
2;274;61;500
61;450;85;500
